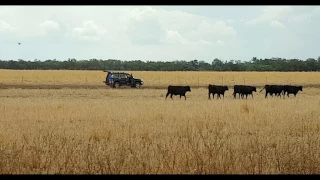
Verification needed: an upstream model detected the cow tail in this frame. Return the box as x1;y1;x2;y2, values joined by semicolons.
259;86;265;93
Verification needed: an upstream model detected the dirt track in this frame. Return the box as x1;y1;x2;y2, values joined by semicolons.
1;84;320;90
0;84;169;90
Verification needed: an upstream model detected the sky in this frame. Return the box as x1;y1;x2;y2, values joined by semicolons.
0;5;319;63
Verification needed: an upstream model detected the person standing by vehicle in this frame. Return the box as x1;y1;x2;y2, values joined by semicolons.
108;73;113;87
129;74;134;84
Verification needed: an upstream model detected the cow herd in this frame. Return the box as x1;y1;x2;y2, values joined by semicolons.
165;84;303;100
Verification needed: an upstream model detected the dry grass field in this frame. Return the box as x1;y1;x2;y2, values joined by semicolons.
1;86;320;174
1;69;320;89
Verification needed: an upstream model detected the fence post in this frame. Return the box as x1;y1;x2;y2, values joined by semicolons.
21;76;24;84
244;77;245;85
266;77;267;83
85;77;88;84
54;76;55;85
159;76;160;85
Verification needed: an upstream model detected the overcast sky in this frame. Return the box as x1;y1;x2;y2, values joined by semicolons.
0;6;319;62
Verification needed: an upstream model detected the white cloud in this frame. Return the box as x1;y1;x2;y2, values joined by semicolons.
121;6;236;46
216;40;225;46
0;6;236;46
161;29;186;45
196;40;214;45
39;20;60;36
1;6;319;62
195;20;236;37
40;20;60;31
159;12;236;43
226;19;235;24
71;20;107;42
0;20;15;33
246;6;294;25
125;6;158;22
246;6;318;28
270;20;286;29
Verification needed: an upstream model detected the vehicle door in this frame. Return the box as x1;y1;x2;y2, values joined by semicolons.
118;73;127;85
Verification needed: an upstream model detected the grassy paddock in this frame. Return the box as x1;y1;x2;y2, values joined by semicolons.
1;70;320;89
0;88;319;174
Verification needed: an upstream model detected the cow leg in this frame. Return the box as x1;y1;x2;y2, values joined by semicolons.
185;96;187;100
180;95;181;99
294;93;297;97
170;94;173;100
246;94;248;99
208;93;211;100
251;94;253;98
165;92;170;100
265;92;268;98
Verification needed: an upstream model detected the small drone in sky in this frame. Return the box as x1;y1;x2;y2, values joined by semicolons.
18;42;21;45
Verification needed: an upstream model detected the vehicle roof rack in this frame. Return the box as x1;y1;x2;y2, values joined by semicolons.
103;71;130;74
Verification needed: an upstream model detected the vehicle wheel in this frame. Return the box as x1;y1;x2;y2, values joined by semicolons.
113;82;120;88
135;83;141;88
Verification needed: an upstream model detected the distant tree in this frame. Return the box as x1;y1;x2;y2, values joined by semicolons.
0;57;319;71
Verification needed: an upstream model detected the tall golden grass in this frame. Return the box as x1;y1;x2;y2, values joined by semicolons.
0;87;319;174
1;70;320;88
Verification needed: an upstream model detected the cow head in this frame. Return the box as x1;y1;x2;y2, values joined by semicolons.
299;86;303;91
184;86;191;92
252;86;257;92
224;86;229;91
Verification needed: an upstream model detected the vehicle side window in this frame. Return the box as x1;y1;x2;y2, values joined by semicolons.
112;73;119;79
119;74;126;79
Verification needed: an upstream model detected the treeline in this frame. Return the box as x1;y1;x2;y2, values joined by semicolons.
1;57;320;71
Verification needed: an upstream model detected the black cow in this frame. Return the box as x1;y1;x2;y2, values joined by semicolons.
233;85;244;99
283;85;303;97
165;85;191;100
233;85;257;99
259;85;285;98
208;84;229;99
